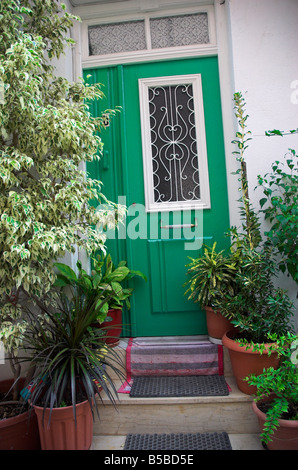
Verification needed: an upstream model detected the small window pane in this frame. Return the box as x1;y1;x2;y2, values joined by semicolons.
150;13;209;49
88;20;146;56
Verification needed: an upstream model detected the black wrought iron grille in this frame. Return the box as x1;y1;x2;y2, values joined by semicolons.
148;84;200;204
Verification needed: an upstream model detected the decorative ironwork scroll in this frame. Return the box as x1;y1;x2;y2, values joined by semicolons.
148;84;200;204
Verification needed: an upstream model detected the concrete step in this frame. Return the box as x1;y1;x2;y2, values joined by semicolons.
96;337;260;438
93;376;259;436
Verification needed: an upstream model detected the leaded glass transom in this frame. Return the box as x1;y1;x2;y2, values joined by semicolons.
88;20;146;56
150;13;209;49
148;84;200;204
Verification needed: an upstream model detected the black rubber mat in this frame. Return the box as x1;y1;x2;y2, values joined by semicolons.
124;432;232;450
129;375;229;398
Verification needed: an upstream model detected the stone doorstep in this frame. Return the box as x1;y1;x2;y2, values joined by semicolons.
95;337;260;437
93;376;259;436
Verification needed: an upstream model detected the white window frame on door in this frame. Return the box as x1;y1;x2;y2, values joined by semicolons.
139;74;211;213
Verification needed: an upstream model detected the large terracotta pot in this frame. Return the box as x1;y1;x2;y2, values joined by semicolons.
34;399;93;450
101;308;122;346
205;306;234;343
252;399;298;450
0;379;41;450
222;330;280;395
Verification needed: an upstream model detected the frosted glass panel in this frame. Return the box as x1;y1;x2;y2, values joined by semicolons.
150;13;209;49
88;20;146;55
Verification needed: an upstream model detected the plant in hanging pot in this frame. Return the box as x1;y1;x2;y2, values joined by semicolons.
245;334;298;450
20;286;125;450
55;253;146;346
214;92;295;394
184;242;238;343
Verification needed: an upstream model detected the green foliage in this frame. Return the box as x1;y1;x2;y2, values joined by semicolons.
215;237;294;343
231;92;262;250
265;128;298;137
184;242;238;309
0;1;123;358
257;149;298;283
245;334;298;444
54;253;146;317
210;93;294;343
20;289;125;423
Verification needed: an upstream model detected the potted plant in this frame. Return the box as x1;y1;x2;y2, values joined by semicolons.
245;334;298;450
94;253;146;345
0;376;41;450
215;93;295;394
184;242;238;343
20;286;125;450
0;1;123;448
55;253;146;346
219;245;294;394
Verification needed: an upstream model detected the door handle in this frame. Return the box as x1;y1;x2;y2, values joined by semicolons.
160;218;198;229
102;150;109;170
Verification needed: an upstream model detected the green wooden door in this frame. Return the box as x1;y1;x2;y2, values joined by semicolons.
85;57;230;337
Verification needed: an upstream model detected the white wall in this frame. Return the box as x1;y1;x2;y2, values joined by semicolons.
227;0;298;328
51;0;74;82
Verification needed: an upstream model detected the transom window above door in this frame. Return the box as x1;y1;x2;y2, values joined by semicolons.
139;74;210;213
88;12;211;56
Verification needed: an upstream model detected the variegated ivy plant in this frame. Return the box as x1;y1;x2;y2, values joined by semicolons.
0;0;124;387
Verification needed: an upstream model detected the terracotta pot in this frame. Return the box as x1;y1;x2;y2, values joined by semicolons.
252;399;298;450
34;399;93;450
222;330;280;395
101;308;122;346
205;306;234;343
0;379;41;450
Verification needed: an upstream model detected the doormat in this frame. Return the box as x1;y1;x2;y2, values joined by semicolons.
124;432;232;450
127;337;224;377
129;374;230;398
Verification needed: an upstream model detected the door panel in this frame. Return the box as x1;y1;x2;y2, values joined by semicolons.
85;56;230;337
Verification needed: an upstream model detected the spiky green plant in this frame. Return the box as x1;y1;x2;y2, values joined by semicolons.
21;288;125;424
184;242;238;308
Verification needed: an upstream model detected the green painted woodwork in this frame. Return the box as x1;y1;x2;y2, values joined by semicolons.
84;57;230;337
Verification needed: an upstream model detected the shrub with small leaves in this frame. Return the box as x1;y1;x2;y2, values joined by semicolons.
257;149;298;283
0;1;123;385
246;334;298;444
